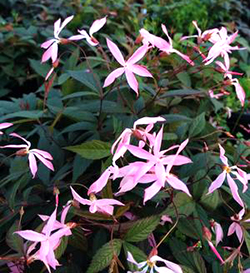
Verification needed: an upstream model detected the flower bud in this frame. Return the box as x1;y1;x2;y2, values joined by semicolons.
202;226;212;241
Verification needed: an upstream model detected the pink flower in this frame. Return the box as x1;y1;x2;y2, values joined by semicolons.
228;208;250;243
207;144;248;207
103;38;152;95
41;16;74;63
127;251;183;273
69;16;106;46
210;219;224;246
181;21;219;44
0;133;54;178
204;27;243;68
16;207;71;273
111;116;165;166
71;186;124;215
140;25;194;65
0;122;13;134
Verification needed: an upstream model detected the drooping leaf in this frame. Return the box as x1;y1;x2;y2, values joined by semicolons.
55;236;68;259
188;112;206;137
6;221;23;254
124;215;160;242
86;239;122;273
65;140;111;160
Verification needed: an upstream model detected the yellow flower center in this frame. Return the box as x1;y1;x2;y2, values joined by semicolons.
146;260;156;268
223;166;231;173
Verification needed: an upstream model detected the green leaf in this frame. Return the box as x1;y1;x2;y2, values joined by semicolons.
162;193;195;217
86;239;122;273
244;230;250;255
123;242;147;271
161;89;202;98
69;226;88;251
67;70;100;93
176;72;191;87
29;59;50;77
6;221;23;254
55;236;68;259
65;140;111;160
188;112;206;138
200;190;220;210
124;215;160;242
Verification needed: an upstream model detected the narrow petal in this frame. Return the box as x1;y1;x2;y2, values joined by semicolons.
106;38;125;66
166;175;191;196
96;198;124;206
161;24;172;46
207;171;226;194
151;255;183;273
144;182;162;203
32;152;54;171
227;174;244;207
68;34;85;41
232;79;245;107
45;207;57;237
218;144;229;166
153;126;163;156
155;162;166;187
214;222;224;246
54;18;61;38
57;15;74;36
28;153;38;178
31;149;53;160
10;132;31;147
45;67;54;81
41;39;56;49
103;67;125;88
70;187;91;206
126;144;155;161
89;16;107;36
15;230;46;242
125;69;138;95
87;168;112;194
129;64;153;77
51;42;58;63
171;49;194;66
235;224;243;242
162;155;192;166
127;45;149;65
133;116;165;129
227;222;236;236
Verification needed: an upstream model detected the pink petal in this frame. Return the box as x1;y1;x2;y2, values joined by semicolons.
162;155;192;166
133;116;165;129
31;149;53;160
50;42;58;63
70;187;91;206
129;64;153;77
28;153;38;178
103;67;125;88
214;222;224;246
0;123;13;130
151;255;183;273
61;204;71;224
0;144;28;149
232;79;245;107
227;174;244;207
41;45;54;63
10;133;31;147
54;18;61;38
171;49;194;66
127;45;149;65
57;15;74;37
155;162;166;187
125;69;138;95
161;24;172;46
235;224;243;242
153;126;163;156
144;182;162;203
227;222;236;236
207;171;226;194
68;34;85;41
218;144;229;166
15;230;45;242
32;152;54;171
106;38;125;66
166;174;191;196
207;241;224;264
96;198;124;207
87;168;112;194
126;144;155;161
45;207;57;237
89;16;107;36
45;67;54;81
41;39;56;49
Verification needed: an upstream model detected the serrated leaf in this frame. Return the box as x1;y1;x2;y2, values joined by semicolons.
86;239;122;273
6;221;23;254
65;140;111;160
188;112;206;138
124;216;160;242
